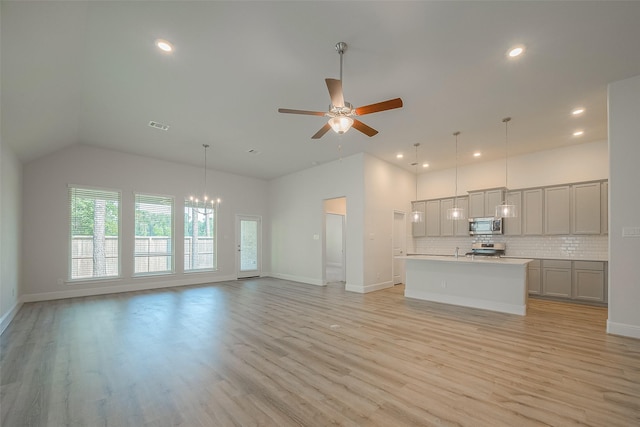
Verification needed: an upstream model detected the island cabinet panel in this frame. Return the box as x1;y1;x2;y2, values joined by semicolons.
504;191;522;235
454;197;470;237
523;189;544;235
542;260;572;297
527;259;541;294
573;261;606;302
572;182;601;234
485;189;505;218
426;200;441;236
440;198;454;236
468;192;485;218
601;181;608;235
545;186;571;235
411;201;426;237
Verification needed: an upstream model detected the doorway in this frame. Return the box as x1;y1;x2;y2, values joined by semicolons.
392;211;407;285
323;197;346;284
236;215;261;279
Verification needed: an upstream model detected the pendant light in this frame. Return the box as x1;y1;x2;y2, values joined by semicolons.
495;117;518;218
189;144;220;211
447;131;466;220
411;143;424;223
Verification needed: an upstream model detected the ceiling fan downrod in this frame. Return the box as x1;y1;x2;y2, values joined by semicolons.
336;42;347;83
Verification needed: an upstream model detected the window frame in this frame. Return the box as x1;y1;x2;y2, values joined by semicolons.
183;199;218;273
133;192;175;276
68;185;122;283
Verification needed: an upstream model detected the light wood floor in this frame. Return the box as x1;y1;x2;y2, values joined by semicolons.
2;278;639;426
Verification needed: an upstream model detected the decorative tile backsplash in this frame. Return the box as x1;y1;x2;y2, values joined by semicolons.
412;235;608;261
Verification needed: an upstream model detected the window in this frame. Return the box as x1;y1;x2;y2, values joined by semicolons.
184;200;217;271
134;193;173;275
69;187;120;280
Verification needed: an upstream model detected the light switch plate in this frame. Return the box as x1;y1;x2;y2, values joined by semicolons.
622;227;640;237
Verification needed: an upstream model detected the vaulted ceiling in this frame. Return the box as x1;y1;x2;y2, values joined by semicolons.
3;1;640;179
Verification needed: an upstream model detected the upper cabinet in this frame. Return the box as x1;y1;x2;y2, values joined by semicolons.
468;189;504;218
454;197;470;237
411;201;426;237
440;198;455;237
572;182;601;235
544;186;571;235
468;192;485;218
426;200;441;236
503;191;522;236
523;189;544;235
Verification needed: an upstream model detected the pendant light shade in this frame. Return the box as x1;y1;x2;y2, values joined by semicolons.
411;143;424;224
495;117;518;218
447;131;466;220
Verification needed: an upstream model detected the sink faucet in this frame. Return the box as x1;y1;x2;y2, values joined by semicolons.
454;247;459;258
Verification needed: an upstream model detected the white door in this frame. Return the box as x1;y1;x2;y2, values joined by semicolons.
393;211;406;285
236;215;261;278
324;213;345;283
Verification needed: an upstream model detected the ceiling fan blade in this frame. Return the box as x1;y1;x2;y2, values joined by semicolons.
278;108;326;116
311;123;332;139
352;119;378;137
325;78;345;108
355;98;403;116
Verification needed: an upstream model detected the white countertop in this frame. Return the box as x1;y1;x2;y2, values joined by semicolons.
397;255;533;265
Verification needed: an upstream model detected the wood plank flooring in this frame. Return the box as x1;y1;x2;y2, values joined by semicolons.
1;278;639;426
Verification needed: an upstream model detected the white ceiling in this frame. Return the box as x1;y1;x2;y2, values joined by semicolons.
3;1;640;180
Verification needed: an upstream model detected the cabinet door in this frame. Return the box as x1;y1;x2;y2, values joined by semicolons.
572;182;601;234
411;201;426;237
485;189;505;217
542;260;572;297
528;266;541;295
504;191;522;235
468;192;485;218
545;186;571;235
601;181;608;235
454;197;470;237
440;198;454;236
523;189;544;235
573;261;606;302
426;200;441;236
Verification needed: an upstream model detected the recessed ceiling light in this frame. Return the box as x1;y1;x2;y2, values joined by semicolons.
572;108;585;115
422;163;429;168
507;45;525;58
573;130;584;137
396;153;404;159
155;39;174;53
473;152;482;157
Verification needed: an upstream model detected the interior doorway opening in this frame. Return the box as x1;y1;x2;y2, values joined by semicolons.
323;197;346;285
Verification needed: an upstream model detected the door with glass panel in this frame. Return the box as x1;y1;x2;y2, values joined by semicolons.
236;215;261;278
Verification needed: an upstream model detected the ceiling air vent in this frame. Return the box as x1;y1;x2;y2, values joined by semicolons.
148;121;170;131
246;149;261;155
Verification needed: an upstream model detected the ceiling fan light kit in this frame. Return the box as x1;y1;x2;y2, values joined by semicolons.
278;42;403;139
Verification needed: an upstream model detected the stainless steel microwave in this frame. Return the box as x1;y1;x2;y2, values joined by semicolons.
469;217;503;235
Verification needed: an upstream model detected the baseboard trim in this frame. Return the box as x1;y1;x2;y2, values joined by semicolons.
404;289;526;316
607;320;640;339
0;298;24;335
21;274;237;303
267;273;324;287
345;280;393;294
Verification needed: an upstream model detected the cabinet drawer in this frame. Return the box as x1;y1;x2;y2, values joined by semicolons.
543;260;571;269
574;261;604;271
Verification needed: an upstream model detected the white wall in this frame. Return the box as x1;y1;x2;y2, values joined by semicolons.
418;140;609;199
21;144;269;301
268;153;365;287
0;142;22;333
608;75;640;339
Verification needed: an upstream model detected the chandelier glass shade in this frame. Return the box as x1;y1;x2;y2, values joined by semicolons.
495;117;518;218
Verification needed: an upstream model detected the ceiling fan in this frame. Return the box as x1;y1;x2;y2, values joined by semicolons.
278;42;403;139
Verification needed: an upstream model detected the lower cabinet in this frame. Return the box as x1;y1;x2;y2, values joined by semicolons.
531;259;607;304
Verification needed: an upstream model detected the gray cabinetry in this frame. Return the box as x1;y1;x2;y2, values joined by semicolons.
523;189;544;235
504;191;522;235
542;260;572;298
573;261;606;302
601;181;608;235
468;192;485;218
411;201;426;237
440;198;454;236
527;259;541;295
426;200;441;236
485;189;505;218
468;189;504;217
545;186;571;235
572;182;601;234
454;197;469;237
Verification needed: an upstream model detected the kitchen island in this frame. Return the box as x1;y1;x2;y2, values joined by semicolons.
397;255;533;315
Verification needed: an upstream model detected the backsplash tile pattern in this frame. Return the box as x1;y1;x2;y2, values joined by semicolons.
412;235;608;261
